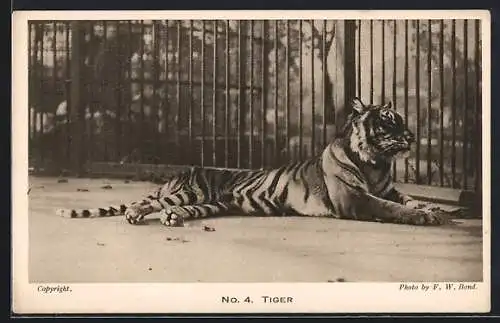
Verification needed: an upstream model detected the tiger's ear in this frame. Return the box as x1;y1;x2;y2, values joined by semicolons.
351;97;367;114
383;101;392;109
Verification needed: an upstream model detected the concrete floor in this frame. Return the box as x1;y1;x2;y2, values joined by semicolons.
28;176;483;283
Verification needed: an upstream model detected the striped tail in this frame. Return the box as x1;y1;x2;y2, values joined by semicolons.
56;203;129;218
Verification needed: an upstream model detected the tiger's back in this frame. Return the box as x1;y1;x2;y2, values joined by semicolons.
163;158;332;217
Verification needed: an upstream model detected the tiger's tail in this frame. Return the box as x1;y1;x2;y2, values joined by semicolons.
56;187;165;219
56;203;130;218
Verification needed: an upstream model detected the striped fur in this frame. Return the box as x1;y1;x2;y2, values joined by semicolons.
57;98;445;227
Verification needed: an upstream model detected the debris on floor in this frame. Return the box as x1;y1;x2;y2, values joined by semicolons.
203;225;216;232
165;237;190;243
327;278;347;283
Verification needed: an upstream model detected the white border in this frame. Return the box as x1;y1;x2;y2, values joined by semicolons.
12;10;491;314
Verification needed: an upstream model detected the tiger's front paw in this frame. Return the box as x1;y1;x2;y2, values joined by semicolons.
405;200;427;210
159;208;185;227
125;206;144;225
399;210;445;226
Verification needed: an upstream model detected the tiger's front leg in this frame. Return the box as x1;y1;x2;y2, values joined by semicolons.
383;188;451;220
125;199;164;224
360;193;445;225
159;202;234;227
383;187;426;209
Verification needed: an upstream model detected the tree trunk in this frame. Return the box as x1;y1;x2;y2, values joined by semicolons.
327;20;356;134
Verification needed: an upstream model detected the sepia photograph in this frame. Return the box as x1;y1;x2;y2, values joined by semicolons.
12;10;490;314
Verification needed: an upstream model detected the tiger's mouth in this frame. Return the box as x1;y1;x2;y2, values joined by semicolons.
380;142;412;158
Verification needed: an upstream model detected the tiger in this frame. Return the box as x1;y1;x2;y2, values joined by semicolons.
57;97;445;227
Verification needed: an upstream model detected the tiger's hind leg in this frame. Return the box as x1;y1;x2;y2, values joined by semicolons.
125;190;203;225
125;198;164;224
159;202;234;227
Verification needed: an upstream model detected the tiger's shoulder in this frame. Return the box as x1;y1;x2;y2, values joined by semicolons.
321;138;370;192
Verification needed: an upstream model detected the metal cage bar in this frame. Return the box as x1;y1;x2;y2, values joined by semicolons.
426;20;432;185
201;20;206;167
249;20;254;168
438;20;445;186
404;20;409;183
415;20;421;184
462;20;469;189
212;20;218;167
310;19;316;157
261;20;267;167
224;20;230;168
451;19;457;188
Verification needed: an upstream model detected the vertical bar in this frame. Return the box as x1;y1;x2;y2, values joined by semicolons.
28;23;33;143
451;19;457;187
381;20;385;102
285;20;290;159
439;20;445;186
249;20;254;168
115;21;123;161
298;20;303;160
102;21;108;161
39;23;45;164
189;20;194;160
474;20;481;195
415;20;421;184
177;20;182;163
274;21;279;162
52;21;57;106
162;20;175;165
322;20;327;146
69;22;85;174
357;20;361;98
51;21;58;165
369;20;374;104
224;20;229;168
33;22;39;143
139;21;145;163
404;20;409;183
237;20;242;168
427;20;432;185
163;21;170;162
392;20;397;180
213;20;218;166
261;20;267;167
152;21;159;160
127;22;133;159
463;20;469;189
310;19;316;157
86;22;95;163
201;20;206;167
64;22;71;164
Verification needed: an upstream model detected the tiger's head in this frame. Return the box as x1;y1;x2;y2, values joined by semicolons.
343;97;415;164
